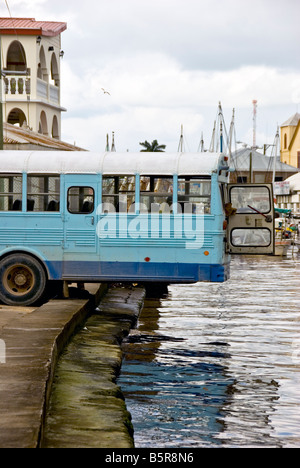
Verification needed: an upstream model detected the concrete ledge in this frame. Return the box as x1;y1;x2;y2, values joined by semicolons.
0;283;108;448
42;286;146;449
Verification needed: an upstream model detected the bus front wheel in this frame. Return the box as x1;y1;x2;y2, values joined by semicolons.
0;254;47;306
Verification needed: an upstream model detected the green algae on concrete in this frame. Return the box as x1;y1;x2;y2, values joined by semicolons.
42;286;145;449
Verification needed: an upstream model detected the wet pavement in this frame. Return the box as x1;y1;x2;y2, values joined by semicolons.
0;284;105;448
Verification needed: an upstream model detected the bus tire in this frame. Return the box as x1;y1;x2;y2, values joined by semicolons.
0;254;47;306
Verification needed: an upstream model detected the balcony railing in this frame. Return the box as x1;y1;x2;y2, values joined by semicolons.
36;78;60;105
49;84;59;104
37;78;47;99
4;75;31;96
3;72;60;106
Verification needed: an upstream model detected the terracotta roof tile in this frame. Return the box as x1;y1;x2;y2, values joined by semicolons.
0;17;67;37
3;122;86;151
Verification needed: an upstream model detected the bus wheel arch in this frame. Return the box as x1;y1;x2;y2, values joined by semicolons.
0;253;48;306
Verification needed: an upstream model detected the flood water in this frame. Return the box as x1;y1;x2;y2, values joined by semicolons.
118;254;300;448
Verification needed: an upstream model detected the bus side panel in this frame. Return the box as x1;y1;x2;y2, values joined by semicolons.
83;212;230;283
0;213;64;280
60;259;230;283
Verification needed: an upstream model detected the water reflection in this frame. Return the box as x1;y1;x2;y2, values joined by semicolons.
119;255;300;448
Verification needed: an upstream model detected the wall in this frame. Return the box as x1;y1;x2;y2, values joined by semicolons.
1;33;63;138
281;124;300;168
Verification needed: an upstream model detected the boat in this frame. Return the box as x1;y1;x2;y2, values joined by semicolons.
274;213;293;256
271;130;295;256
275;238;292;256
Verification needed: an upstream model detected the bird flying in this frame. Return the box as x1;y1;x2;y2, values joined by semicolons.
101;88;111;95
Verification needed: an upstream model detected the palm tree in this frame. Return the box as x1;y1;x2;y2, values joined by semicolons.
139;140;166;152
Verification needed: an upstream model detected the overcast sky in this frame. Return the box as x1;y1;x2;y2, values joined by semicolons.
1;0;300;152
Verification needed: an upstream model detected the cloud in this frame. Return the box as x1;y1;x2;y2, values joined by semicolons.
62;105;204;152
2;0;300;71
1;0;300;153
59;50;300;151
62;52;299;110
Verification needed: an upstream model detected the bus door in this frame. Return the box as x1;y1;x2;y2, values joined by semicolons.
227;184;275;254
63;177;98;278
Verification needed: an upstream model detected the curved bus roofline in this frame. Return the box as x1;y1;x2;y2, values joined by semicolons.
0;151;225;177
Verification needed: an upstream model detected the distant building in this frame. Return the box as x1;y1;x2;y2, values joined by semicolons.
275;172;300;216
280;112;300;169
230;147;298;183
0;17;67;140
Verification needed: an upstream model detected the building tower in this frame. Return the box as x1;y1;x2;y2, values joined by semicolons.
0;17;67;139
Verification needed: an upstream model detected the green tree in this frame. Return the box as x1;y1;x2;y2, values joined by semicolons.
139;140;166;152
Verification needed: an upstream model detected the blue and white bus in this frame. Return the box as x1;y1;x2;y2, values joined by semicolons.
0;151;274;305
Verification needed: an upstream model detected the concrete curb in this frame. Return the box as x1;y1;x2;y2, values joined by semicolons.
0;283;108;448
42;286;146;449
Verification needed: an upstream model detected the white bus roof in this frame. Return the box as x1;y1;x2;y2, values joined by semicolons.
0;151;222;176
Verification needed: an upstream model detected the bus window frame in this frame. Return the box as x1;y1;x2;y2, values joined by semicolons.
140;175;173;214
27;174;61;213
67;186;95;215
102;175;136;213
229;185;272;215
0;173;23;212
177;176;211;215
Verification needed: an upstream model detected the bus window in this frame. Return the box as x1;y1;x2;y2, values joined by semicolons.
102;176;135;213
231;228;271;247
27;176;60;212
140;176;173;213
67;187;94;214
0;175;22;211
229;186;271;214
178;177;211;214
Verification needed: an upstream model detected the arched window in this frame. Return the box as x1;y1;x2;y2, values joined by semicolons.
38;46;48;82
7;108;27;127
6;41;27;72
39;111;48;135
50;53;60;87
284;133;287;149
52;115;59;139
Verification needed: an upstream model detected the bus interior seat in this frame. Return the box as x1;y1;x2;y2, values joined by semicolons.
27;199;35;211
47;200;59;212
12;200;22;211
81;201;93;213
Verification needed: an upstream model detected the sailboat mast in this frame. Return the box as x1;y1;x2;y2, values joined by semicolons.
105;134;110;152
272;127;280;185
198;131;204;152
111;132;116;152
228;108;235;161
220;121;223;153
178;124;184;152
209;121;216;152
253;100;257;149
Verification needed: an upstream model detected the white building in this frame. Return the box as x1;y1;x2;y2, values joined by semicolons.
0;17;67;140
276;172;300;215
